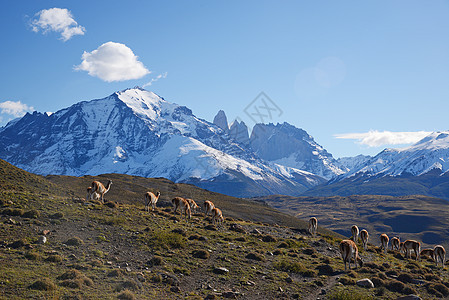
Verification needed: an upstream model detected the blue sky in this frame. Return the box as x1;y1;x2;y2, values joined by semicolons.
1;1;449;158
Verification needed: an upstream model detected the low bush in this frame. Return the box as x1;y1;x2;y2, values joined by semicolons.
29;278;55;291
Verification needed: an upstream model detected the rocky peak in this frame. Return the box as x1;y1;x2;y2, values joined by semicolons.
229;119;249;145
213;110;229;133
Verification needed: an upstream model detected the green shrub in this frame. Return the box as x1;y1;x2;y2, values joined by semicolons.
431;283;449;297
117;289;136;300
329;289;370;300
192;249;210;259
58;269;83;280
118;280;139;291
29;278;55;291
274;259;316;277
246;252;265;261
24;251;41;260
65;237;84;246
46;254;63;263
23;209;40;218
149;231;186;249
1;208;24;216
338;277;355;286
108;269;123;277
262;235;277;242
60;279;82;289
385;280;405;293
147;256;163;266
49;212;64;219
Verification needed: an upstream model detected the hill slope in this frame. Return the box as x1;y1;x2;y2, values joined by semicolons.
1;160;449;299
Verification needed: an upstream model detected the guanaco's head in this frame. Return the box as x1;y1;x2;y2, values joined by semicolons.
358;256;364;268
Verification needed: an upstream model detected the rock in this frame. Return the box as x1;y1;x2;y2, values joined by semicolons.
356;278;374;288
125;267;132;272
41;230;51;236
222;291;240;298
229;224;246;233
213;110;229;133
6;218;16;225
396;296;422;300
137;272;146;282
213;267;229;275
411;279;426;285
229;120;249;145
170;286;180;293
252;228;262;235
37;236;47;244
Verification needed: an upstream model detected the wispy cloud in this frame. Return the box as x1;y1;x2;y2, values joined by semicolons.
0;101;34;117
75;42;150;82
143;72;167;88
30;8;85;41
335;130;432;147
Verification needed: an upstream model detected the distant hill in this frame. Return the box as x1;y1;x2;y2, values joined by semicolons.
303;169;449;199
255;193;449;249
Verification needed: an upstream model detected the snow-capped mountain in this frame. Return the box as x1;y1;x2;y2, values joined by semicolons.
336;155;372;173
249;122;346;180
342;131;449;178
0;87;325;197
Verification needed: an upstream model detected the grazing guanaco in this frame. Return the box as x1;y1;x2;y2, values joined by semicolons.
420;248;434;259
172;197;191;219
144;191;160;212
390;237;400;251
185;198;199;214
204;200;215;217
339;239;363;271
433;245;446;267
401;240;421;260
380;234;389;253
360;229;369;250
90;180;112;203
308;217;318;237
351;225;359;243
211;207;224;226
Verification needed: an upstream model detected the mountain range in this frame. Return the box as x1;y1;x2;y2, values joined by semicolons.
1;87;449;198
0;88;326;197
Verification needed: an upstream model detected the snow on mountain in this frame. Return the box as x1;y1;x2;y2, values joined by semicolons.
0;87;325;197
249;122;346;180
342;131;449;178
336;155;371;172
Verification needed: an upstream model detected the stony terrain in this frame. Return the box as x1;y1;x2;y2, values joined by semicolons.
1;159;449;299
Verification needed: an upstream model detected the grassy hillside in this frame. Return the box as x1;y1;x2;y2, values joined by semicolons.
255;194;449;250
1;159;449;299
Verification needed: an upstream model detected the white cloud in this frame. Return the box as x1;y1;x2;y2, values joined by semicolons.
30;8;85;41
335;130;432;147
143;72;167;88
75;42;150;82
0;101;34;117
